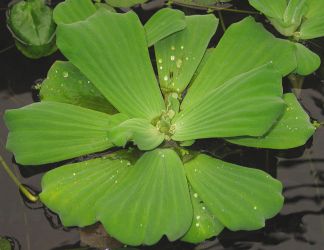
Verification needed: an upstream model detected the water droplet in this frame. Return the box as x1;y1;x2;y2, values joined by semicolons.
115;180;118;184
180;45;184;50
196;215;201;220
127;162;131;166
140;223;143;227
161;154;165;158
62;72;69;78
171;55;175;61
60;83;64;87
195;223;200;227
87;80;90;84
194;168;198;172
158;58;163;64
202;206;206;210
73;173;76;176
185;57;189;61
176;59;183;68
171;45;175;50
253;206;257;210
159;66;163;70
193;193;198;198
164;75;168;81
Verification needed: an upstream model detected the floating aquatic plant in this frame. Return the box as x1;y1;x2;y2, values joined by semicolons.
249;0;324;75
6;0;57;58
4;0;316;246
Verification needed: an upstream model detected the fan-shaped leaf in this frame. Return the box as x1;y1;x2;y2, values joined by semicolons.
56;10;165;120
182;17;296;109
248;0;287;19
144;8;186;47
108;118;164;150
40;155;131;226
294;43;320;76
53;0;96;25
181;186;224;243
300;16;324;40
172;64;284;141
40;61;117;114
95;149;192;245
4;102;127;165
226;93;316;149
154;14;218;93
185;154;284;231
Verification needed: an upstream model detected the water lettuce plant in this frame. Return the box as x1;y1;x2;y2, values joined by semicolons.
4;0;316;246
249;0;323;76
6;0;57;58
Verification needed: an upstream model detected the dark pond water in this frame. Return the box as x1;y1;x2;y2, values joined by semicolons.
1;0;324;249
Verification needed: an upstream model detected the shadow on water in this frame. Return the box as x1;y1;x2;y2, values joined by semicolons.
1;0;324;249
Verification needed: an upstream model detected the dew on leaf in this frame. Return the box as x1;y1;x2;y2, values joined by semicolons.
195;223;200;227
171;55;175;61
164;75;168;81
158;58;163;63
193;193;198;198
62;71;69;78
180;45;184;50
171;45;175;50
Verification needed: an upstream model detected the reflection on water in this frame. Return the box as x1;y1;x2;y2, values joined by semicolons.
1;0;324;249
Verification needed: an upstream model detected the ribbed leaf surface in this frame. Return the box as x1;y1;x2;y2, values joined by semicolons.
4;102;127;165
95;149;192;245
154;14;218;93
40;61;117;114
108;118;164;150
53;0;96;25
283;0;307;27
294;43;320;76
185;154;284;231
248;0;287;19
144;8;186;47
56;10;165;120
305;0;324;19
172;64;284;141
181;186;224;243
182;17;296;109
226;93;316;149
300;16;324;39
40;155;130;226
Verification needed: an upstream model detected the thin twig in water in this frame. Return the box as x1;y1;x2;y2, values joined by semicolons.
217;10;226;32
0;44;14;54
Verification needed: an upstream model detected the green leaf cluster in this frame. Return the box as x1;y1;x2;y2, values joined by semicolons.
6;0;57;58
4;0;316;246
249;0;323;75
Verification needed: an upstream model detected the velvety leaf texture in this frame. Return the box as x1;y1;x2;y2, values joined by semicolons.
144;8;186;47
56;10;165;120
185;154;284;231
226;93;316;149
154;14;218;93
95;149;192;245
53;0;96;24
182;17;296;109
4;102;127;165
40;61;117;114
172;64;284;141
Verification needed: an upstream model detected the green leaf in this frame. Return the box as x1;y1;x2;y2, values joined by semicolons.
0;237;11;250
294;43;320;76
172;64;284;141
248;0;287;19
226;93;316;149
154;14;218;93
40;61;117;114
305;0;324;19
53;0;96;25
95;149;192;245
7;0;56;58
299;16;324;40
4;101;127;165
108;118;164;150
181;186;224;243
185;154;284;231
144;8;186;47
182;17;296;109
40;154;130;227
105;0;148;8
56;10;165;120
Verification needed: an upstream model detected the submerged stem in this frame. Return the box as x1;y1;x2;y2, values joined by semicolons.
217;10;226;32
0;155;39;202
